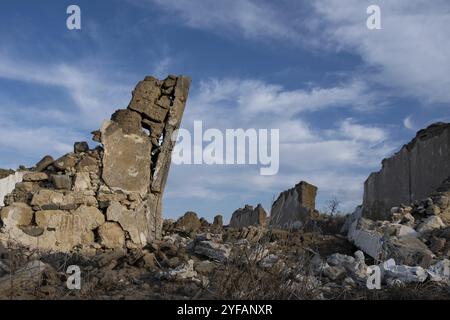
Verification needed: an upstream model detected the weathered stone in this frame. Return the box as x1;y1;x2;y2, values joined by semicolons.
347;216;384;260
98;222;125;249
426;259;450;282
19;225;44;237
31;190;64;210
416;216;445;234
91;130;101;142
100;120;151;197
1;206;106;251
430;236;447;253
106;201;149;245
158;259;197;280
162;75;177;88
194;241;231;262
323;265;347;281
0;203;33;230
74;141;89;153
229;204;267;228
73;172;91;191
384;236;434;267
194;260;215;274
174;211;201;235
51;174;72;190
76;155;98;173
31;190;97;210
111;109;142;135
53;154;78;171
23;172;48;182
128;77;162;118
383;261;428;284
35;155;54;172
156;95;171;109
270;181;317;229
141;119;164;139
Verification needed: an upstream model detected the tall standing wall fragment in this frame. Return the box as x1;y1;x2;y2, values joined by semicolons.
363;123;450;220
269;181;317;229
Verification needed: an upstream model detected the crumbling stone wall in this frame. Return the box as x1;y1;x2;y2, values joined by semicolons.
363;123;450;220
0;75;191;252
229;204;267;228
269;181;317;229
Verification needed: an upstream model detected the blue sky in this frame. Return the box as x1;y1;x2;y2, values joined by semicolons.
0;0;449;222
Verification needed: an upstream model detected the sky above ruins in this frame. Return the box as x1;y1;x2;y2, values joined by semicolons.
0;0;449;221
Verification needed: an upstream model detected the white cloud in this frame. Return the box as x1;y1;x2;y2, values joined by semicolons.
0;53;131;128
312;0;450;104
338;118;387;143
189;78;377;122
403;115;415;130
142;0;300;43
144;0;450;106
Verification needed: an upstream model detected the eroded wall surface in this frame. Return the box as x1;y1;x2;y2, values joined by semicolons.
269;181;317;229
363;123;450;220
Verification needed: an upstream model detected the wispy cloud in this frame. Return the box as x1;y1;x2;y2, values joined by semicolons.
141;0;302;44
167;76;394;212
313;0;450;104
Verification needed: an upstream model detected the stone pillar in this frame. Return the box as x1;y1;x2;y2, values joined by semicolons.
100;75;191;243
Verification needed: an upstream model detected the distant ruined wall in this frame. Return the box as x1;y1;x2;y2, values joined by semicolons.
0;75;191;252
269;181;317;229
363;123;450;220
229;204;267;228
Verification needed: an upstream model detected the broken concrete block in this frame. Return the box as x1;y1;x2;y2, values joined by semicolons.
158;259;197;281
416;216;445;234
23;172;48;182
31;190;64;210
100;120;152;197
270;181;317;229
194;241;231;262
35;155;54;172
73;172;91;191
110;109;142;135
106;201;148;245
51;174;72;190
229;204;267;228
0;203;34;230
98;222;126;249
53;154;78;171
384;263;428;284
426;259;450;283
